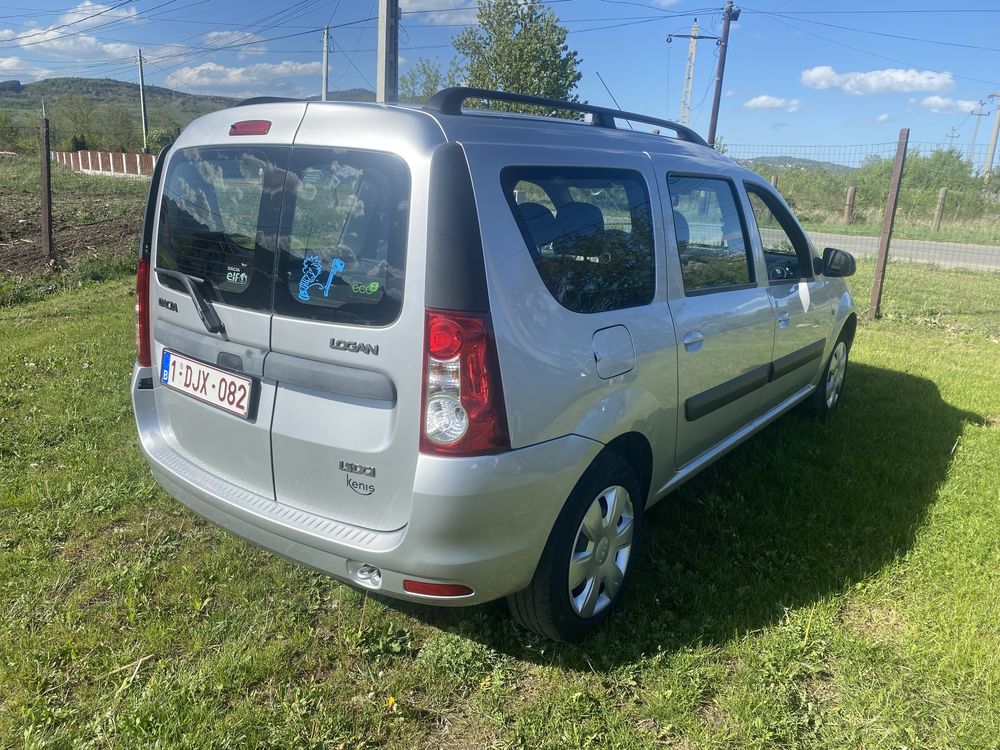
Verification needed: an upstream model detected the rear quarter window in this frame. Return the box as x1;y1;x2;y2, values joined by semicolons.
502;166;655;313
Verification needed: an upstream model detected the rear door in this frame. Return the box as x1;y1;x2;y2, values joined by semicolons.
662;173;776;467
151;143;289;500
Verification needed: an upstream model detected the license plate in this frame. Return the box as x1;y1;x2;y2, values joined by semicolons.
159;350;254;418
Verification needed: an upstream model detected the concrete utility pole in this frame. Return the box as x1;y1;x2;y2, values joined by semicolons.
137;48;149;153
707;0;740;147
968;100;988;166
983;93;1000;185
321;26;329;101
678;19;698;126
376;0;399;103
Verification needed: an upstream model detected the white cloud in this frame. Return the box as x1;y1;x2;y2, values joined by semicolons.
0;56;52;80
801;65;953;95
919;95;978;114
875;112;891;123
166;60;323;98
743;94;801;113
56;1;137;31
202;31;266;59
399;0;476;25
21;30;133;58
5;2;139;59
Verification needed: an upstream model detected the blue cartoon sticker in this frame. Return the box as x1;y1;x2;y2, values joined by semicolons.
298;256;346;301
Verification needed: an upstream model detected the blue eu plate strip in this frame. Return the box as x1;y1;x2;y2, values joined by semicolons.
160;351;171;384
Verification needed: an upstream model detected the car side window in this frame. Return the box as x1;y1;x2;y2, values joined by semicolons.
502;167;655;314
667;175;754;294
745;183;814;282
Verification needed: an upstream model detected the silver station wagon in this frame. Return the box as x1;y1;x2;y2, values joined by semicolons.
132;88;857;641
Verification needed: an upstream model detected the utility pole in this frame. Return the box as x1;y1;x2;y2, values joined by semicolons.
983;93;1000;185
679;19;698;126
946;126;959;146
321;26;329;101
707;0;740;147
968;100;988;166
376;0;399;103
136;49;149;153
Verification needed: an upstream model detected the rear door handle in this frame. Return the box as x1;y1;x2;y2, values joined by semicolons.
683;331;704;351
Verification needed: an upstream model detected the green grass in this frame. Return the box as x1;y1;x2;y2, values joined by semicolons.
1;264;999;748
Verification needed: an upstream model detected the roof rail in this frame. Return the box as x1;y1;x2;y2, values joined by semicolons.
423;87;709;147
234;96;304;107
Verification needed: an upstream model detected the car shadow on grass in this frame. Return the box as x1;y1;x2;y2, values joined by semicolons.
398;362;983;669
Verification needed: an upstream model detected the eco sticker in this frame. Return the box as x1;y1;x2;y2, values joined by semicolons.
351;281;381;295
298;256;346;301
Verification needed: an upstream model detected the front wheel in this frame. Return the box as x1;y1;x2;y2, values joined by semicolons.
508;452;643;642
808;337;849;417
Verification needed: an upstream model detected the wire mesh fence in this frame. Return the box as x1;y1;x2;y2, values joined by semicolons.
726;140;1000;272
728;138;1000;333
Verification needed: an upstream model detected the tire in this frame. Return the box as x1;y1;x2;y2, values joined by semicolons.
807;334;850;417
507;452;643;643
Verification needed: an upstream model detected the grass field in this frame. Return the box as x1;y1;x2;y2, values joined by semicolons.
1;255;998;748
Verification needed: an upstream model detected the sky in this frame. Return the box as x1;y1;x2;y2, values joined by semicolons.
1;0;999;150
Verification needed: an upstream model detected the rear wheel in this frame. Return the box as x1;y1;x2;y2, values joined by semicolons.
508;452;642;642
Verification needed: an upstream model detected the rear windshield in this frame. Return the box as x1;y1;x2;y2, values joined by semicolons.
156;146;410;326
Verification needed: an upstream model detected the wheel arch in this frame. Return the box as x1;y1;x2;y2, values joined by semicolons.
602;431;653;509
839;311;858;350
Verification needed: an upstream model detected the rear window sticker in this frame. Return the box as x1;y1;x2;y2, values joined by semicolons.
351;281;381;296
226;265;248;285
298;255;346;301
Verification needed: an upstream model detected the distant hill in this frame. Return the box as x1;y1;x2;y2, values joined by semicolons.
0;77;376;151
737;155;855;175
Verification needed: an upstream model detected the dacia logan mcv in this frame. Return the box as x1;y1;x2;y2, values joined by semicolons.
132;88;857;641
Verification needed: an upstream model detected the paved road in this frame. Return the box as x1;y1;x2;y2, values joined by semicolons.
807;231;1000;271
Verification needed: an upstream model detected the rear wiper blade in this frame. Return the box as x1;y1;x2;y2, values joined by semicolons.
154;268;227;336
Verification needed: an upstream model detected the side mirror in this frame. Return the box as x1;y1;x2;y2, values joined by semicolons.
822;247;856;278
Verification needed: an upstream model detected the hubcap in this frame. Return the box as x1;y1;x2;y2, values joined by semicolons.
825;341;848;410
568;485;634;619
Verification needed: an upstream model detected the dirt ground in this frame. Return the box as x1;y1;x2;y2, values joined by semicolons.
0;173;144;277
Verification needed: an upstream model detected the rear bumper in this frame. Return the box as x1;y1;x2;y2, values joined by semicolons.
132;366;602;605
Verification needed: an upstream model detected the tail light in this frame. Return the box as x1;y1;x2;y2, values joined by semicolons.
421;309;510;456
136;258;151;367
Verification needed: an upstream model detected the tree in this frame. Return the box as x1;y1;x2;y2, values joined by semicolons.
101;104;140;152
0;110;19;151
452;0;582;113
53;93;98;151
399;58;461;104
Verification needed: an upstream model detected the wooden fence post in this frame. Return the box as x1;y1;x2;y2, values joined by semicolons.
869;128;909;320
932;187;947;231
843;185;856;225
38;117;55;265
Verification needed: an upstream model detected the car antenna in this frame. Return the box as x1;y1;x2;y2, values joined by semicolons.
595;72;634;131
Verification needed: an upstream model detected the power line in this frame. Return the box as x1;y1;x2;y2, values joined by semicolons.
756;10;1000;53
761;12;1000;88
